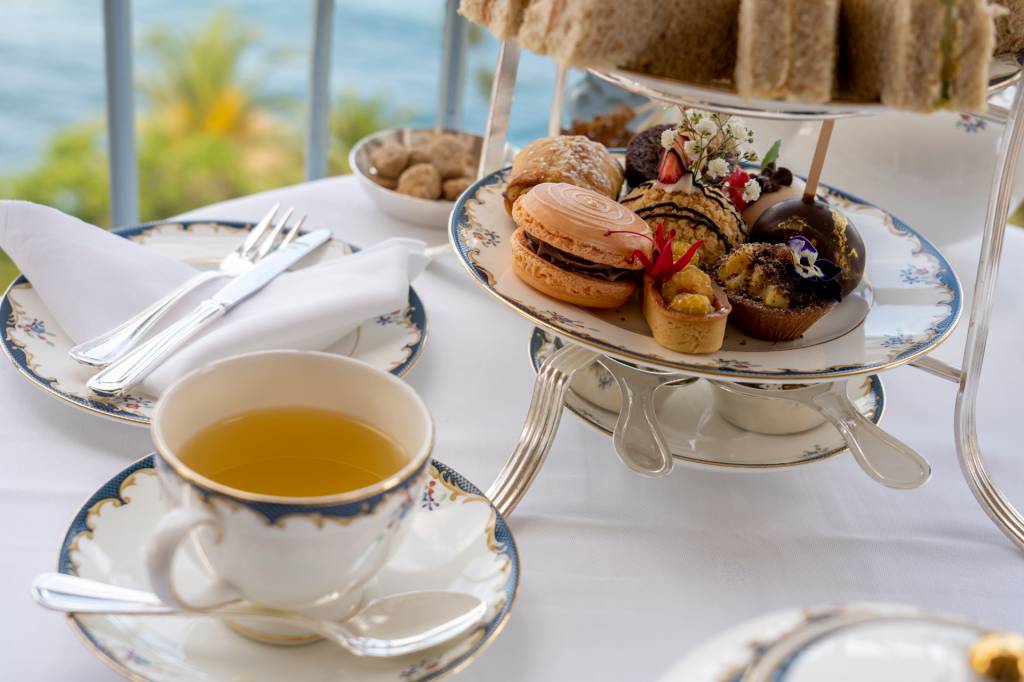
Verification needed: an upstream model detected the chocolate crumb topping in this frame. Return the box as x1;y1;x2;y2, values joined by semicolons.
523;232;635;282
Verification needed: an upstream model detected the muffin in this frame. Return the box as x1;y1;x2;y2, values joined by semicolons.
624;123;674;188
714;239;841;341
621;180;748;267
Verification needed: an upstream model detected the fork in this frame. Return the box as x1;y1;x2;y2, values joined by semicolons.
486;342;597;516
69;204;302;367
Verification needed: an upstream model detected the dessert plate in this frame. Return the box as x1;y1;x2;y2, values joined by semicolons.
530;329;884;469
657;603;988;682
452;163;961;382
57;455;518;682
590;53;1022;120
1;220;427;425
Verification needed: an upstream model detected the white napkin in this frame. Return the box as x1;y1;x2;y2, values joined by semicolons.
0;200;427;395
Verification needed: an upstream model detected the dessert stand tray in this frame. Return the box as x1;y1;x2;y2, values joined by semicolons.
590;53;1023;121
529;329;886;470
450;163;961;382
468;37;1024;556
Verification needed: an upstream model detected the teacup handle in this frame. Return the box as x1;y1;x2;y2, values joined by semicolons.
145;505;243;611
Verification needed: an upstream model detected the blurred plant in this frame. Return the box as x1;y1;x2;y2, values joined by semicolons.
0;11;418;288
1012;201;1024;227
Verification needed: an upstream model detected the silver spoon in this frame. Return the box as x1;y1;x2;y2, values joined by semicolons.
724;380;931;489
599;357;696;477
31;572;487;658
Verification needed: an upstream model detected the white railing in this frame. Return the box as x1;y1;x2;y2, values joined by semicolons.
100;0;468;227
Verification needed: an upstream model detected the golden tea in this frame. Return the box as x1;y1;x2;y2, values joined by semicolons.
177;406;407;497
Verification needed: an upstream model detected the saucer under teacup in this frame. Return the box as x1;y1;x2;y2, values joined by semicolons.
57;455;517;681
0;220;427;426
530;329;885;469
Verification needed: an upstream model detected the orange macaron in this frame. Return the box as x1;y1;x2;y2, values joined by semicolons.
510;182;652;308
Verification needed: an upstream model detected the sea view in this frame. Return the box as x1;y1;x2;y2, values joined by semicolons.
0;0;566;172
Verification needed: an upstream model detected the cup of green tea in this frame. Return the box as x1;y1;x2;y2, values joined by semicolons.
147;350;433;643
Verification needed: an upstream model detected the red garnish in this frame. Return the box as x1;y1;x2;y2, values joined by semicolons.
725;168;751;210
604;225;703;281
629;223;703;283
657;134;689;184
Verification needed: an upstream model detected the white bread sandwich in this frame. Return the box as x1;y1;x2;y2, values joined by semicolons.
840;0;997;112
735;0;841;103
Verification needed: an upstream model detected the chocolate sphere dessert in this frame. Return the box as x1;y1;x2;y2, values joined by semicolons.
750;198;866;297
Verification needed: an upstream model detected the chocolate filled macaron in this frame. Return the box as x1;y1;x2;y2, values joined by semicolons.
511;182;652;308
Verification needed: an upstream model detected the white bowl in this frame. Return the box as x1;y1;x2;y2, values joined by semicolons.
349;127;514;230
708;381;827;435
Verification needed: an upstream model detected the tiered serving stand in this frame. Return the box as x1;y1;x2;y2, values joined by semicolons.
455;40;1024;551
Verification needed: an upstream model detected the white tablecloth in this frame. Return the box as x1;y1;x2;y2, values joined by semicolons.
3;176;1023;680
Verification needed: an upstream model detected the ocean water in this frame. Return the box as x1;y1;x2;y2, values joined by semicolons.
0;0;572;172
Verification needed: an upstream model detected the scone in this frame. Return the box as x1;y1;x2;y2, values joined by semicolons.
714;240;841;341
510;182;651;308
503;135;624;214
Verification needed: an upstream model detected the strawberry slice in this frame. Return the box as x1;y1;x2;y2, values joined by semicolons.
725;168;751;210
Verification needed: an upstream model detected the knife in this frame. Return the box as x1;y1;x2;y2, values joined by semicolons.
87;228;332;397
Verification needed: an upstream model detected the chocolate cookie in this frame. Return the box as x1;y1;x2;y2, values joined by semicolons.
624;124;674;189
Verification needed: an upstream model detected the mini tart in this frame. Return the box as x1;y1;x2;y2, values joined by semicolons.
714;243;836;342
642;276;731;354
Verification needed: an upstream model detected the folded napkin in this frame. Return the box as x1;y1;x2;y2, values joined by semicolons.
0;200;427;395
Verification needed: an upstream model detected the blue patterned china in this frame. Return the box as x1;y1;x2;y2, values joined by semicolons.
453;157;960;382
0;220;427;425
530;329;885;469
658;603;1001;682
57;455;518;681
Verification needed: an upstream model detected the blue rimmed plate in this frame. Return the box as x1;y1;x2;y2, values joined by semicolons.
450;159;961;382
1;220;427;425
57;455;518;682
529;328;885;469
658;603;989;682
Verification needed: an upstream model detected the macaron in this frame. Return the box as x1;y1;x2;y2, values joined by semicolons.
510;182;652;308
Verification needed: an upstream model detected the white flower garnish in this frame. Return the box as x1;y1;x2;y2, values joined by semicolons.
742;178;761;202
683;139;701;160
660;128;678;150
695;118;717;138
726;117;747;139
707;157;729;179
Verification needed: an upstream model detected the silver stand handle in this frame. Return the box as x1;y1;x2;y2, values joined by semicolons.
956;82;1024;550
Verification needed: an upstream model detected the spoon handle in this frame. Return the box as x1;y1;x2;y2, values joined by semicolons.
32;573;176;615
607;365;673;477
813;383;931;489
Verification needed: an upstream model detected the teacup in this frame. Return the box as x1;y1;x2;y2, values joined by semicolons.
147;350;433;643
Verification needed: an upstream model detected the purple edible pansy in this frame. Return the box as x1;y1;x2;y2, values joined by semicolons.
785;236;840;282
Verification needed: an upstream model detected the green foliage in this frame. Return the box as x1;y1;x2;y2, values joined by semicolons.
1;122;110;225
1011;201;1024;228
0;10;408;285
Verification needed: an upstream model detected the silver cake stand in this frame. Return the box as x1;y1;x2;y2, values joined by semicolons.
473;39;1024;554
